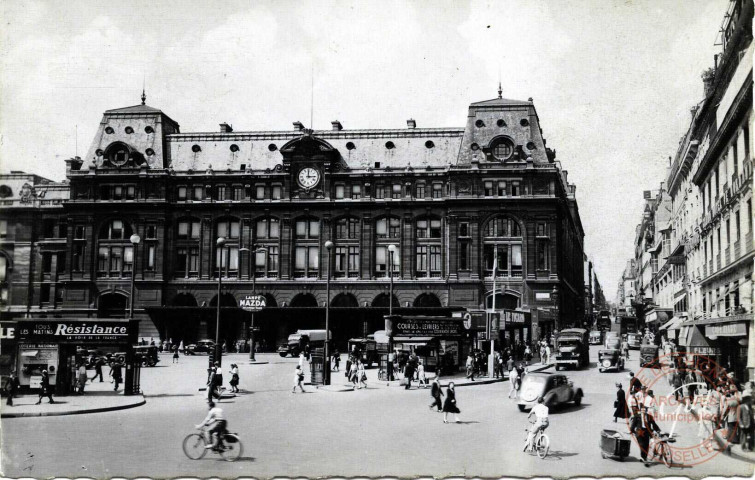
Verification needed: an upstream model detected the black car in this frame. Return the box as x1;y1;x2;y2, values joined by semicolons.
184;339;215;355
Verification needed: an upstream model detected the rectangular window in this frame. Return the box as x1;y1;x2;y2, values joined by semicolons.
216;186;228;201
126;185;136;200
430;219;441;238
511;182;520;196
459;242;469;270
232;187;245;201
537;223;548;237
113;186;123;200
294;246;318;277
111;220;124;240
375;246;387;275
484;181;493;196
176;248;187;276
335;247;347;275
146;225;156;239
497;181;506;196
351;184;362;199
429;245;442;277
75;225;85;239
348;246;359;275
193;186;204;201
111;248;124;274
335;185;345;199
188;247;199;275
178;186;187;200
735;211;741;240
511;244;522;277
375;185;385;199
146;245;155;270
459;222;469;237
415;246;428;277
416;184;426;198
40;284;50;303
42;253;52;274
255;186;265;200
392;184;402;199
272;185;282;200
73;244;85;271
432;183;443;198
295;219;319;238
0;220;7;238
537;240;549;270
97;247;109;276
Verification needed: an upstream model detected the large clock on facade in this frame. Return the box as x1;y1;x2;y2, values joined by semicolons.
297;167;321;189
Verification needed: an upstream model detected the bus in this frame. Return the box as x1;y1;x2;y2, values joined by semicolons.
596;311;612;331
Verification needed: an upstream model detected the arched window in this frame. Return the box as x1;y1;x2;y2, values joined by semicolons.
105;142;131;167
375;216;400;239
293;217;319;278
483;215;523;278
97;220;135;278
414;293;442;308
372;293;399;308
290;293;318;308
331;293;359;308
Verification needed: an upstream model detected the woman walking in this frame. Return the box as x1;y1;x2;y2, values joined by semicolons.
292;365;306;393
229;364;240;393
172;345;180;363
613;382;630;422
443;382;461;423
349;361;359;389
357;361;367;389
35;370;55;404
417;361;428;388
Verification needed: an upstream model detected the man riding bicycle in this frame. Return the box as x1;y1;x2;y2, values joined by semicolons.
195;401;227;450
524;396;549;451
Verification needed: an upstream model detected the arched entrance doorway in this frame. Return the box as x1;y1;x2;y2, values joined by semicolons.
372;293;399;308
485;291;519;310
331;293;359;308
290;293;318;307
413;293;442;308
98;292;128;318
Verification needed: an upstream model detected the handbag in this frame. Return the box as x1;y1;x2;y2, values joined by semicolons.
614;400;618;408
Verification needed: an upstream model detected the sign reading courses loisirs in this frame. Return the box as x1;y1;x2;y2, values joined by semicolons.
393;318;463;337
17;320;131;343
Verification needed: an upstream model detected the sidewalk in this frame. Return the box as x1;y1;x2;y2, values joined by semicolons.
322;360;553;391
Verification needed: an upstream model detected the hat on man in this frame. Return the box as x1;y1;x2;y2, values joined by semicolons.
615;382;622;388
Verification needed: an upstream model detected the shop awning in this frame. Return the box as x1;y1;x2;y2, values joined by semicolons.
705;322;747;338
659;316;684;331
646;309;672;325
21;350;39;357
393;336;434;346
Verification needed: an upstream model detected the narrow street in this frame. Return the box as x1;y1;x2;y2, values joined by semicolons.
3;347;750;478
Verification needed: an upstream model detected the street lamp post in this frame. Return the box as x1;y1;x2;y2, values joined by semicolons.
126;233;140;395
215;237;226;367
324;241;334;385
551;285;559;336
387;244;397;381
128;234;141;319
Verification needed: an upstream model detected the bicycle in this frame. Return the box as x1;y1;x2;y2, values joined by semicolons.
183;426;243;462
647;430;675;467
524;419;550;459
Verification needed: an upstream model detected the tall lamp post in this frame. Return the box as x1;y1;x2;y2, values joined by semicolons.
126;233;140;395
128;234;141;319
324;241;334;385
387;244;397;381
551;285;559;337
215;237;226;367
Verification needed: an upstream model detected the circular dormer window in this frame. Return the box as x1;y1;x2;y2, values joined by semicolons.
109;145;130;166
491;138;514;161
346;142;356;150
268;143;277;152
520;119;529;127
105;127;114;134
385;141;395;150
125;126;134;134
497;119;506;127
230;144;239;152
191;144;201;153
145;126;154;134
145;148;155;156
475;119;485;128
425;140;435;149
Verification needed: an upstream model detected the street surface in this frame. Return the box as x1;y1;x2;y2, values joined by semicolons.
2;346;752;478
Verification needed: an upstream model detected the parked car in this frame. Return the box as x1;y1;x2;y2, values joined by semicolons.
184;339;215;355
134;345;160;366
626;333;642;349
517;372;584;412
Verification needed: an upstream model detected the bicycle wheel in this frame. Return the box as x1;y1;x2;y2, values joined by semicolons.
220;434;243;462
655;442;671;467
536;433;550;459
183;433;208;460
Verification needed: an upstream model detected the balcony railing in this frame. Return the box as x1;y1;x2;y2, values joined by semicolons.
716;254;721;271
746;232;753;253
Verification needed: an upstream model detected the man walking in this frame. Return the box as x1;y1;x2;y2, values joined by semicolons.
429;375;443;411
544;344;551;365
5;370;19;406
111;361;123;392
92;357;104;382
35;370;55;404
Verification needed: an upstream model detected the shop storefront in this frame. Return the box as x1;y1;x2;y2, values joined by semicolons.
1;321;17;391
387;315;464;373
703;317;751;383
14;318;140;395
501;309;532;348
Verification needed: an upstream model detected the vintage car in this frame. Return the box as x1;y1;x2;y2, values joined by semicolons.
626;333;642;349
640;344;660;367
589;330;604;345
184;339;216;355
604;335;621;350
517;372;584;412
598;349;625;372
134;345;160;366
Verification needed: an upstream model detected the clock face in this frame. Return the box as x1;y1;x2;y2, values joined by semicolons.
297;167;321;189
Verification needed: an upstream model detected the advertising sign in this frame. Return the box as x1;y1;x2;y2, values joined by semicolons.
239;294;266;312
393;317;463;337
502;309;530;326
705;323;747;337
17;320;131;343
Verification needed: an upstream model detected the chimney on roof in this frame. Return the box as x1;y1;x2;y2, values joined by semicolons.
702;67;716;98
407;119;416;129
219;123;233;133
331;120;343;131
293;121;305;131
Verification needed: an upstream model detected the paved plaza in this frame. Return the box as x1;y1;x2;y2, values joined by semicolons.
2;346;752;478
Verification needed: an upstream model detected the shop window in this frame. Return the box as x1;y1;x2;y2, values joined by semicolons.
335;184;345;199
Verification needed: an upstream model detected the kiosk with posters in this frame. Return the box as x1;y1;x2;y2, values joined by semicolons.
14;319;140;395
384;315;464;374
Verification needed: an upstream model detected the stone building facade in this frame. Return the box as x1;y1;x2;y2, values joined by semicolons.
0;92;585;349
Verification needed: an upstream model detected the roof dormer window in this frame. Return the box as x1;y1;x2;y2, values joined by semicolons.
491;138;514;161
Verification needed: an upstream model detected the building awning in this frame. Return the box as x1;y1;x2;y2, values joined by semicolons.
393;336;434;343
659;316;683;331
21;350;39;357
645;309;672;325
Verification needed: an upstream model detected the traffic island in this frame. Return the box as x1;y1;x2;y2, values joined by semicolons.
1;392;145;418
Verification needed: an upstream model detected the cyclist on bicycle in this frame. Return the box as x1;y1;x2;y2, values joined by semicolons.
195;401;227;450
524;396;549;451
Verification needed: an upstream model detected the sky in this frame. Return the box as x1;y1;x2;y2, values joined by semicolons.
0;0;730;300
